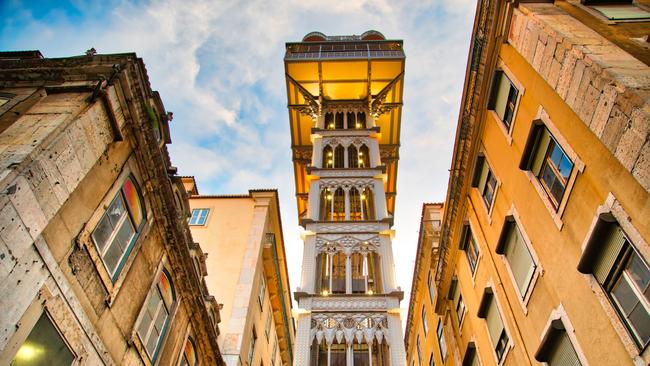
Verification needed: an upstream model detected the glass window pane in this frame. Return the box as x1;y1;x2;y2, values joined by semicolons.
11;313;74;366
550;144;563;167
91;215;113;252
103;238;124;275
628;253;650;300
612;276;639;315
114;217;135;251
107;196;127;227
629;304;650;344
558;155;573;180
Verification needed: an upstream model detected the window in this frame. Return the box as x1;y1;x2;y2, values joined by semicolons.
496;217;537;298
179;337;198;366
462;342;479;366
351;252;380;294
325;112;334;129
452;280;466;327
478;289;509;362
349;187;362;221
335;112;344;129
271;336;278;366
258;275;266;308
471;156;497;211
11;312;74;366
422;306;429;336
429;353;435;366
348;145;359;168
436;320;447;361
589;3;650;20
265;306;272;340
91;176;145;280
189;208;209;226
359;145;370;168
578;219;650;348
137;269;176;362
416;335;422;365
334;145;345;168
428;271;435;304
360;187;375;220
535;319;582;366
459;224;479;275
489;71;519;129
520;123;574;209
323;145;334;168
248;328;257;366
356;112;367;128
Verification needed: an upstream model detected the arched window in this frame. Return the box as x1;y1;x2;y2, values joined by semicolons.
333;188;345;221
334;145;345;168
137;268;176;362
347;112;356;129
325;113;334;129
92;175;146;281
180;336;198;366
348;145;359;168
319;189;333;221
361;187;375;220
335;112;344;129
349;187;362;221
357;112;367;129
359;145;370;168
351;252;380;294
323;145;334;168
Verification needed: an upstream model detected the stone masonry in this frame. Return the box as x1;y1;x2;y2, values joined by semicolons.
509;3;650;192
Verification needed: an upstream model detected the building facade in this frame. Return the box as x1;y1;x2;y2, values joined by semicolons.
410;1;650;366
284;31;407;366
0;51;224;365
185;183;295;366
404;204;444;366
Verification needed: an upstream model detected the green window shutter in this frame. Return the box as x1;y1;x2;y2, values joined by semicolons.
486;298;504;347
548;332;581;366
531;128;551;176
505;226;536;296
492;72;511;122
593;225;627;284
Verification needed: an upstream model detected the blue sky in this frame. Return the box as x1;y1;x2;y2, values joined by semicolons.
1;0;477;316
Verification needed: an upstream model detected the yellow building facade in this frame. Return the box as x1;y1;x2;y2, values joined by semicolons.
185;182;295;366
406;1;650;366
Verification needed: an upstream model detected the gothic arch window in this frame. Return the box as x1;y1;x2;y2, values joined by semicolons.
335;112;344;129
347;112;356;129
348;145;359;168
351;252;381;294
325;113;335;129
323;145;334;168
137;268;176;362
333;187;345;221
359;145;370;168
334;145;345;168
361;187;376;220
319;189;333;221
349;187;362;221
357;112;367;129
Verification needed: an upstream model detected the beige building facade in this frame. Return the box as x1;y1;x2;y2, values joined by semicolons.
185;183;295;366
0;51;224;365
406;1;650;366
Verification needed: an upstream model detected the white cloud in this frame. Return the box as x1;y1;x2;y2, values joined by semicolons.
1;0;477;324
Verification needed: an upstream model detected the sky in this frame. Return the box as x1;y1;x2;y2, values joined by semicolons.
0;0;476;321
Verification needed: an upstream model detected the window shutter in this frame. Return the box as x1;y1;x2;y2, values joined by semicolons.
486;299;505;347
477;160;490;193
459;223;471;250
447;277;458;300
471;156;486;188
593;225;627;284
531;128;551;176
548;332;581;366
492;72;511;121
505;226;536;296
519;120;544;171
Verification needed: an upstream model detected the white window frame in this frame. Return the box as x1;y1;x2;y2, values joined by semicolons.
189;208;210;226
